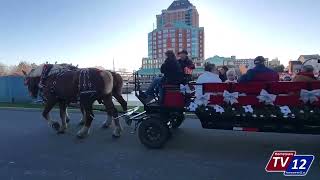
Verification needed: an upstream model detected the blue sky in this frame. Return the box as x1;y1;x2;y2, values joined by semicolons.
0;0;319;70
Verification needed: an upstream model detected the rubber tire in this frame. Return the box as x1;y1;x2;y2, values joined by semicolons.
138;118;170;149
171;113;185;129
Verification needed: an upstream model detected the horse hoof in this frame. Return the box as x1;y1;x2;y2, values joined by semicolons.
78;121;85;126
51;122;60;131
101;124;111;129
77;134;87;139
57;130;65;134
112;134;121;139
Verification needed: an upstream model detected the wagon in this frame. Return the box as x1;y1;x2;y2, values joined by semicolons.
127;73;320;149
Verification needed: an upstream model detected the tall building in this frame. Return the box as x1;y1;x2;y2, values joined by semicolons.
140;0;204;75
268;58;281;67
149;0;204;60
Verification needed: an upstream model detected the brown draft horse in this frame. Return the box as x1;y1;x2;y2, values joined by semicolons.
77;71;127;127
23;64;127;138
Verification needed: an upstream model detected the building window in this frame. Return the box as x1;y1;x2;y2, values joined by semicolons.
163;44;167;48
163;29;168;33
179;33;182;38
187;43;191;47
172;38;175;42
179;43;182;48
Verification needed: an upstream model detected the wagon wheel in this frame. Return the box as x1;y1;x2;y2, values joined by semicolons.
170;112;185;129
138;118;170;149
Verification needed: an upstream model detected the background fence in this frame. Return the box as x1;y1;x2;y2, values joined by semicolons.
0;76;32;103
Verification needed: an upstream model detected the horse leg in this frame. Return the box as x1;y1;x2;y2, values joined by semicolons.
42;98;59;131
77;106;94;138
103;94;122;138
77;93;96;138
101;112;112;129
113;93;128;112
65;107;71;124
78;105;86;126
58;102;68;134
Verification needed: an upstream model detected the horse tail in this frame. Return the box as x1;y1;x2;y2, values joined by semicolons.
98;70;113;95
110;71;128;111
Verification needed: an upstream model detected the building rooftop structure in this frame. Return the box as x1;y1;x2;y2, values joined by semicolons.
167;0;194;11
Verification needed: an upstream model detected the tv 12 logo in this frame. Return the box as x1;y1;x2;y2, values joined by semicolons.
265;151;314;176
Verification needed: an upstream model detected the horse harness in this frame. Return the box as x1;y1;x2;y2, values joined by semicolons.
38;66;101;107
78;69;100;106
38;64;74;102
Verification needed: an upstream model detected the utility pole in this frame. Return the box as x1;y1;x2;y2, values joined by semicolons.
113;57;115;72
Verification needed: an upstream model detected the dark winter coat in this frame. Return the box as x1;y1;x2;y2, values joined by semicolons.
161;58;184;84
238;64;279;83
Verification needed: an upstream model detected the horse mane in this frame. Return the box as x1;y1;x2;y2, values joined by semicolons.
28;64;44;77
28;63;78;78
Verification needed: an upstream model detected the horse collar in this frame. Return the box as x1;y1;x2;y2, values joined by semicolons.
39;64;54;88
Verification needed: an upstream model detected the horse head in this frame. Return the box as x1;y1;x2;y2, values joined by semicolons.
22;67;42;98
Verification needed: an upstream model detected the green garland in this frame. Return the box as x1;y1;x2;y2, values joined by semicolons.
196;104;320;125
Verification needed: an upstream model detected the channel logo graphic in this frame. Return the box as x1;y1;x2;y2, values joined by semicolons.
265;151;314;176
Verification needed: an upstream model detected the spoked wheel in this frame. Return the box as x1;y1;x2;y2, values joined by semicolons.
138;118;170;149
170;112;185;129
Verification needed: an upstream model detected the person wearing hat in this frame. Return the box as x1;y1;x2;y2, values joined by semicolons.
238;56;279;83
177;50;195;83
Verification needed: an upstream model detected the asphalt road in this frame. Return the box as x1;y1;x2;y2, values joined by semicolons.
0;109;319;180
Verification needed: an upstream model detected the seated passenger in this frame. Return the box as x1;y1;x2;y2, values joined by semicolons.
139;50;184;103
238;56;279;83
225;69;237;83
196;62;221;96
292;65;317;82
177;50;195;83
219;66;229;82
